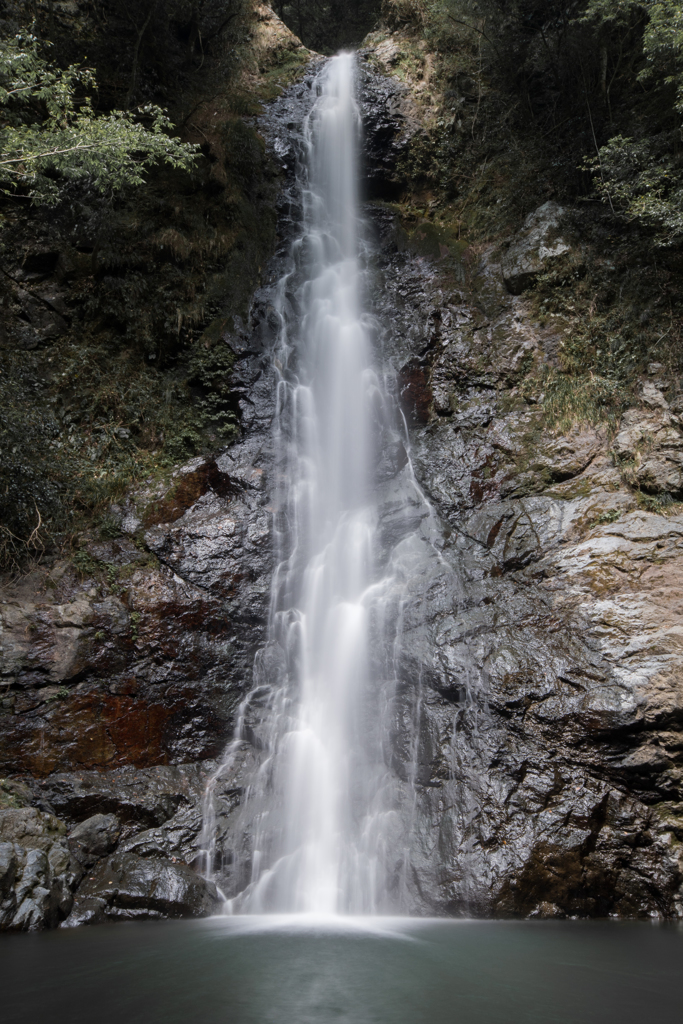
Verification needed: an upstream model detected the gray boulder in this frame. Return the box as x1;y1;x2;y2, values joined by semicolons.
64;852;222;926
68;813;121;868
612;407;683;496
0;809;76;930
0;842;18;909
501;201;570;294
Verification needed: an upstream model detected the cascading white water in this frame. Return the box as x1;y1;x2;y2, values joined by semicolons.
258;51;376;914
202;52;419;915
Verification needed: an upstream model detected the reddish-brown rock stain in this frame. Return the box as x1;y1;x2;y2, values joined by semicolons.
398;361;432;425
0;690;181;776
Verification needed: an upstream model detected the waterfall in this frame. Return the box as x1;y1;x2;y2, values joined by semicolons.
202;53;420;916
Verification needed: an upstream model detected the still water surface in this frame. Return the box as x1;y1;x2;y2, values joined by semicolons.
1;917;681;1024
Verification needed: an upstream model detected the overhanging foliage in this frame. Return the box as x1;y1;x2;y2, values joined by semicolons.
0;33;198;204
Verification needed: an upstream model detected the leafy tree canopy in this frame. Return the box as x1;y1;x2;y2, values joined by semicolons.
431;0;683;242
0;32;198;205
582;1;683;241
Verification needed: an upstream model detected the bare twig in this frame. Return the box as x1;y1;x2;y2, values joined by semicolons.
653;320;675;349
447;14;500;57
126;8;153;110
540;115;573;140
580;61;615;216
586;97;614;214
181;92;224;128
27;502;43;551
189;122;210;144
2;85;41;98
206;11;240;43
472;27;483;141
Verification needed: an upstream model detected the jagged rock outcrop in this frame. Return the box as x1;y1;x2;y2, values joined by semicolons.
612;400;683;497
0;806;76;930
364;197;683;918
501;202;572;295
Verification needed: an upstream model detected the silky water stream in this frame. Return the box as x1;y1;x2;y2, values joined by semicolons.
2;54;682;1024
200;51;420;916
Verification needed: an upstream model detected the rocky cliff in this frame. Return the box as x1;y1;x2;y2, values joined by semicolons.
1;0;308;930
2;5;683;928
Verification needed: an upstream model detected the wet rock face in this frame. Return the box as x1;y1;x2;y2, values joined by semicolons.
65;852;221;926
357;55;420;199
0;294;278;774
0;159;283;927
0;59;320;931
0;696;229;931
366;201;683;919
201;64;682;920
0;400;274;927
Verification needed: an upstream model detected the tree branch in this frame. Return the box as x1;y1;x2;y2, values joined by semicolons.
447;14;500;57
0;142;114;165
2;84;40;98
